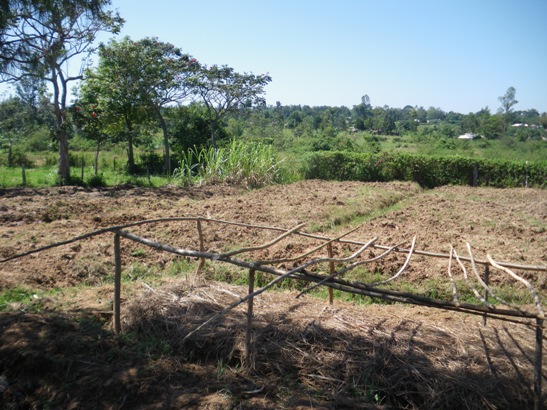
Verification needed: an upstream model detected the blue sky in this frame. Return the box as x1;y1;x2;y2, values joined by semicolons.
42;1;547;114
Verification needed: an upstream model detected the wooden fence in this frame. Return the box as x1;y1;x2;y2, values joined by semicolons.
1;216;546;408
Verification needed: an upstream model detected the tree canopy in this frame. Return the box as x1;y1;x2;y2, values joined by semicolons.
0;0;123;183
194;65;272;147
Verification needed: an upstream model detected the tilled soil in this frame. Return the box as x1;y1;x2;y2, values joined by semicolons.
0;180;546;409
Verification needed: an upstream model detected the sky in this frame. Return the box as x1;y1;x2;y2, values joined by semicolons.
6;0;547;114
97;0;547;114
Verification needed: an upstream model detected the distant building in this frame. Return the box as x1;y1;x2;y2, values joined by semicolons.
458;132;475;140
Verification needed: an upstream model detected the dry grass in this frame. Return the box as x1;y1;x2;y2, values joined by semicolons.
123;276;545;409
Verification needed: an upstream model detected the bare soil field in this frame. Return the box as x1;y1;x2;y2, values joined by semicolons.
0;180;546;409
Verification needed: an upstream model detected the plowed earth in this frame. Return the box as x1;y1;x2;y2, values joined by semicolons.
0;180;546;409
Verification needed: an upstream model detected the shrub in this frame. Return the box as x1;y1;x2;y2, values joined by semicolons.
305;151;547;188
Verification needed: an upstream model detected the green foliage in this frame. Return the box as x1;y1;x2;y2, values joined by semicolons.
173;139;286;188
0;287;44;312
168;103;220;151
305;151;547;188
194;65;272;146
87;173;107;187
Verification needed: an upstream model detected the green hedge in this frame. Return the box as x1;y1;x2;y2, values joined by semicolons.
304;151;546;188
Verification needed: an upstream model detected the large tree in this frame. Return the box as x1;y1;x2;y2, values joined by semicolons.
130;37;199;175
498;86;518;114
82;37;198;175
0;96;28;166
0;0;123;183
194;65;272;147
498;86;518;133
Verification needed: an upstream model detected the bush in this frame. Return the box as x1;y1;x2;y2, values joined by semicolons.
305;151;547;189
87;173;107;187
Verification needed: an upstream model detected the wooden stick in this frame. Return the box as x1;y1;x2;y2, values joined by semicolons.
116;228;542;320
221;223;306;258
254;226;359;266
467;243;520;310
482;264;489;327
196;218;205;274
454;248;490;306
534;318;544;410
245;268;255;369
21;164;26;186
487;254;545;319
113;233;122;335
446;246;459;304
327;243;335;305
2;216;544;272
369;235;416;286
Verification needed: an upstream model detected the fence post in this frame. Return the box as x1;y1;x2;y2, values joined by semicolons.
113;233;122;335
81;157;85;181
482;264;489;326
526;161;529;188
327;243;335;305
534;318;544;410
245;268;256;370
195;219;205;274
473;162;478;187
21;164;26;187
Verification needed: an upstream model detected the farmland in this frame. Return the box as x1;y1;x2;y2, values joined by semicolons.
1;180;546;408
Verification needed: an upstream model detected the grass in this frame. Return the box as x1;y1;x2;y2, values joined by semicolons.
0;286;46;312
0;164;172;188
198;262;543;308
1;140;295;188
173;139;289;188
308;185;420;232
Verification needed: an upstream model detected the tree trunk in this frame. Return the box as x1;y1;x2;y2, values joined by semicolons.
52;69;70;184
210;119;217;148
7;139;13;167
57;127;70;183
124;115;136;174
94;140;101;175
127;131;135;173
154;106;170;176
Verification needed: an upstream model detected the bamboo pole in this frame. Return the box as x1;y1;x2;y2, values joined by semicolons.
245;268;256;370
113;233;122;335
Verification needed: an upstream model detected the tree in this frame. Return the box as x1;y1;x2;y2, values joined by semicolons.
72;89;108;175
0;0;123;183
498;86;518;114
167;103;212;152
79;48;149;174
83;37;199;175
194;65;272;147
0;96;28;166
128;37;199;175
498;86;519;134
